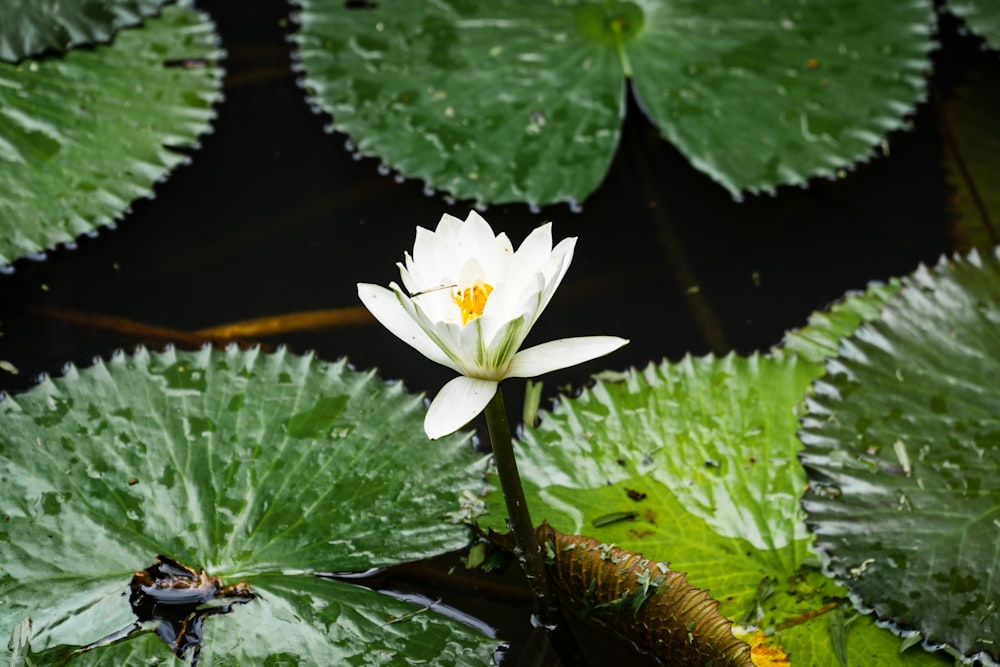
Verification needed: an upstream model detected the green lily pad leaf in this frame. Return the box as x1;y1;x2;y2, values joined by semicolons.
775;278;902;368
21;574;492;666
799;248;1000;664
627;0;934;195
0;0;169;63
942;63;1000;253
947;0;1000;50
0;1;223;270
0;346;495;664
291;0;623;208
291;0;933;205
478;354;951;665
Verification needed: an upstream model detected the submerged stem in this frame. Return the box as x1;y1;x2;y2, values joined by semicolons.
483;386;559;628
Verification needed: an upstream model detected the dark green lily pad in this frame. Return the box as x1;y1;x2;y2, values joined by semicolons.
0;1;223;269
627;0;934;196
0;346;495;664
291;0;623;208
291;0;933;204
0;0;168;63
948;0;1000;50
800;248;1000;664
478;354;949;665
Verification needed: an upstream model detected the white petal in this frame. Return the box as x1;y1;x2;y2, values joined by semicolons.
408;282;460;325
458;210;502;263
481;314;528;372
505;336;629;378
540;237;576;297
406;295;467;362
479;279;521;328
412;225;456;281
397;258;422;295
357;283;459;371
514;222;555;270
435;213;466;236
458;257;487;286
463;210;496;238
519;237;576;329
424;376;498;439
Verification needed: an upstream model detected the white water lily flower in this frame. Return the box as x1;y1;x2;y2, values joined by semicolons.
358;211;628;439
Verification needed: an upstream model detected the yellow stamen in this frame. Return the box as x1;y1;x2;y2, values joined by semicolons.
453;280;494;325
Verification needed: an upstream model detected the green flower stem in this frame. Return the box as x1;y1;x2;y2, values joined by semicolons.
484;385;559;627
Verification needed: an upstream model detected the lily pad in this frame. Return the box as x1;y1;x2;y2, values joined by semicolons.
291;0;623;208
478;354;950;665
775;278;901;368
291;0;933;204
627;0;934;196
947;0;1000;50
0;345;495;664
0;0;169;63
799;248;1000;664
0;1;223;270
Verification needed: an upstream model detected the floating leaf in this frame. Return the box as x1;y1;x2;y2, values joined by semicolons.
800;248;1000;664
941;63;1000;252
947;0;1000;50
0;0;169;63
291;0;623;208
775;278;901;368
0;346;495;664
0;1;223;269
478;353;951;665
626;0;934;195
540;524;754;666
291;0;933;204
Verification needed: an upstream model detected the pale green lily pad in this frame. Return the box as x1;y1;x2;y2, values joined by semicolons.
800;248;1000;664
291;0;933;204
0;346;495;664
948;0;1000;50
0;0;168;63
0;1;223;270
478;354;950;665
775;278;902;368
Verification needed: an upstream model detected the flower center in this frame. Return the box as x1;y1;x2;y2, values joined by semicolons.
453;280;494;326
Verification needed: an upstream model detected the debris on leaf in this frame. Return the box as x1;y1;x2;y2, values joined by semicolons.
130;555;255;663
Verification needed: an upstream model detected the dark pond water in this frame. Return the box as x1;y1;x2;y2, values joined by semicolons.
0;0;989;664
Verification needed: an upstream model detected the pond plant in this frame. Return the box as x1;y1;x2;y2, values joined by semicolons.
1;1;999;666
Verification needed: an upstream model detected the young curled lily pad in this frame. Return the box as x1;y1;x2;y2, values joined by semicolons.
800;248;1000;664
0;345;495;665
539;524;754;666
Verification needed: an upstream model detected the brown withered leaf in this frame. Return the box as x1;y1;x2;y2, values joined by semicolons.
539;523;754;666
